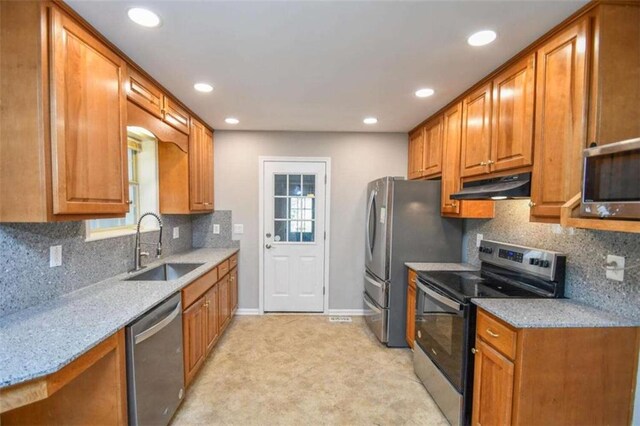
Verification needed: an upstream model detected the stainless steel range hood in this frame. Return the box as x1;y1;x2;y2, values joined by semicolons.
450;172;531;200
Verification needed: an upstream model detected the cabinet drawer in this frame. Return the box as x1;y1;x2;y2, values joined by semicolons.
229;254;238;269
182;266;218;309
477;309;517;360
408;268;417;289
218;260;230;277
163;98;190;135
126;67;163;118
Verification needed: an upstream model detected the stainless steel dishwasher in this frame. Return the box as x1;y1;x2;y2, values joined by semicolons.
126;292;185;426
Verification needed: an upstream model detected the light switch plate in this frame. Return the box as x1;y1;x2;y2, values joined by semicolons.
173;227;180;239
50;245;62;268
606;254;625;282
213;224;220;234
234;224;244;234
476;234;483;248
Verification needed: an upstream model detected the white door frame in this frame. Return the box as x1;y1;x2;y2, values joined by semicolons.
258;156;331;315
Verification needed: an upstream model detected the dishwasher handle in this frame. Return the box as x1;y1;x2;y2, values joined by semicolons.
134;302;182;344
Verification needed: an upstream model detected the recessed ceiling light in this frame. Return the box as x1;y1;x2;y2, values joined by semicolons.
363;117;378;125
225;117;239;125
194;83;214;93
127;8;161;28
415;88;435;98
468;30;497;47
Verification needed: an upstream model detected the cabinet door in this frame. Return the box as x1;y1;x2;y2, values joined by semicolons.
408;128;425;180
530;19;588;220
189;120;206;211
441;103;463;215
405;275;416;349
203;128;214;210
163;98;190;135
461;82;492;178
491;53;535;172
472;338;515;426
218;275;230;329
126;67;163;119
229;267;238;314
205;284;219;353
50;8;129;215
183;298;206;386
423;116;443;178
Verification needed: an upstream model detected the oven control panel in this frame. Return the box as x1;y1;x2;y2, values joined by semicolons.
478;240;566;281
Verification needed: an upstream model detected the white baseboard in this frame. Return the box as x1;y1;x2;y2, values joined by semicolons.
327;309;365;316
235;308;261;315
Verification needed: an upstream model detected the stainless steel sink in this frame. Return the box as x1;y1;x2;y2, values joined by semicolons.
125;263;204;281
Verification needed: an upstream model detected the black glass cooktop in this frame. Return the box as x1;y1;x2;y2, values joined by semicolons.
417;270;549;303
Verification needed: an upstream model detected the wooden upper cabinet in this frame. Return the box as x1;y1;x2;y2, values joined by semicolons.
163;98;190;135
408;128;425;179
189;119;214;212
461;82;492;178
472;338;515;426
126;67;163;119
422;116;443;178
50;8;129;215
530;18;589;221
490;53;535;172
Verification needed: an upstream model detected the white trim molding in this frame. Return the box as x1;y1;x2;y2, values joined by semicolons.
235;308;262;316
327;309;366;316
258;156;332;315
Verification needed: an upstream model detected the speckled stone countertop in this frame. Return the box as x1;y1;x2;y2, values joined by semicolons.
473;298;640;329
404;262;479;272
0;247;238;388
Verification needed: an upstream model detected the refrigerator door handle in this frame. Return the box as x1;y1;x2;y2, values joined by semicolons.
364;273;384;290
365;190;377;260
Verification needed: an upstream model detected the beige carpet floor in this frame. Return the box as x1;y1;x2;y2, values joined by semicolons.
171;315;448;426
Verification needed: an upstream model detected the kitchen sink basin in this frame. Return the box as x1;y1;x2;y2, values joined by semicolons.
125;263;204;281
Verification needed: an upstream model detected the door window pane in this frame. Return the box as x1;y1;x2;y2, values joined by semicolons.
275;174;287;196
303;175;315;196
301;221;315;242
288;175;302;196
274;220;287;242
274;198;287;219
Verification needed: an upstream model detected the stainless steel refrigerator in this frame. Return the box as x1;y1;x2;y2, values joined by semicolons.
363;177;462;347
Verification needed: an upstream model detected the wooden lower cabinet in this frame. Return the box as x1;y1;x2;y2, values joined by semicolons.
183;297;207;386
406;269;417;348
472;309;640;426
181;253;239;387
1;330;127;425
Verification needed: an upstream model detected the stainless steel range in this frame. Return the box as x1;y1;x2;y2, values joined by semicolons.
412;240;566;426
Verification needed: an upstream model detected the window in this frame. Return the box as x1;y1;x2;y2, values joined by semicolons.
86;127;159;240
273;174;316;243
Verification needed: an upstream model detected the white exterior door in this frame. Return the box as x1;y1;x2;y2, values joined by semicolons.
263;161;327;312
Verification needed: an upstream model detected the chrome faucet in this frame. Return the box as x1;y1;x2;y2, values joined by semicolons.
132;212;163;272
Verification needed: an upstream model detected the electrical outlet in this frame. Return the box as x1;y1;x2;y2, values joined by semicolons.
551;224;563;234
606;254;625;282
234;224;244;234
50;245;62;268
213;224;220;234
476;234;483;248
173;227;180;239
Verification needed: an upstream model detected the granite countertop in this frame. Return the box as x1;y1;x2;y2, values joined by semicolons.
0;247;238;388
473;298;640;329
405;262;479;272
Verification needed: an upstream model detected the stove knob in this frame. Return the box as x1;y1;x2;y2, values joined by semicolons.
478;246;483;252
541;260;550;268
533;259;540;266
529;258;536;265
486;248;493;254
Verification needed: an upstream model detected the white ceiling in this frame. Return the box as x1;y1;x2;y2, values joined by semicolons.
67;0;587;133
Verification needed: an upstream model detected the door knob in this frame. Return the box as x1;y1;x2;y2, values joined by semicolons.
265;244;272;249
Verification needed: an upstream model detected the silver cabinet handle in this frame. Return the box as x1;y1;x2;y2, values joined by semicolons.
528;201;536;208
487;160;495;165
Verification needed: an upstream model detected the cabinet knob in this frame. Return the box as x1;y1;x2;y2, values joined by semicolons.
471;347;478;354
528;201;536;208
480;161;487;166
486;160;495;165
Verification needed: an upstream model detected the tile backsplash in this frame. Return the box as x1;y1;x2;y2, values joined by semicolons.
0;215;192;317
192;210;240;249
463;200;640;321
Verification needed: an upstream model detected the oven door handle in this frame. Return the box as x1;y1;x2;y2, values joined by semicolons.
416;281;463;311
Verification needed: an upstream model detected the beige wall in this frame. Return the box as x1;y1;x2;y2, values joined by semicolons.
214;131;407;311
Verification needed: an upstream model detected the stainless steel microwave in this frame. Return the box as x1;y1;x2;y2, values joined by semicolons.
581;137;640;219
